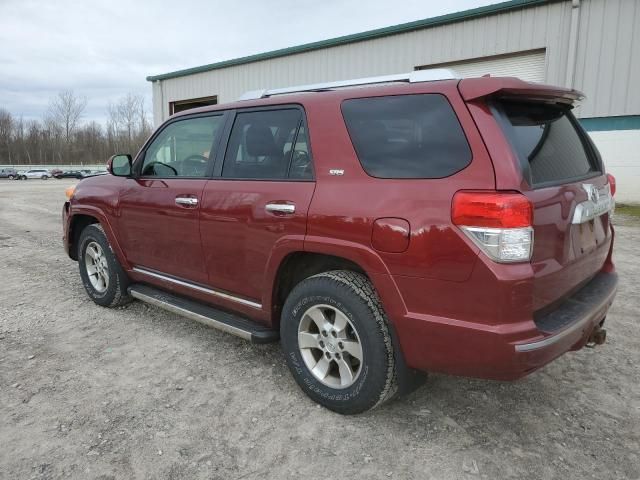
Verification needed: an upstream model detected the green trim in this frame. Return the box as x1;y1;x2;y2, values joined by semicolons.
147;0;556;82
580;116;640;132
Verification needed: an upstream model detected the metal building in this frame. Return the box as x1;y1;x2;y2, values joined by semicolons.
147;0;640;202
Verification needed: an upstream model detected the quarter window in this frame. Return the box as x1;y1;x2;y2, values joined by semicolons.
222;109;311;180
341;94;472;179
141;115;223;177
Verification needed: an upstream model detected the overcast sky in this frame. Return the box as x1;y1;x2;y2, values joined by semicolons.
0;0;497;125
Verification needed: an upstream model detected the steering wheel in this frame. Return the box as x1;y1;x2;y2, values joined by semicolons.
183;154;208;162
142;161;178;176
181;154;209;176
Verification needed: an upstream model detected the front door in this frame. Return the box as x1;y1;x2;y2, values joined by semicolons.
199;107;315;303
117;113;225;284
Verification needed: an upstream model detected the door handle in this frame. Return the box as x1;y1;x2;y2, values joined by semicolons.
265;203;295;215
175;196;198;207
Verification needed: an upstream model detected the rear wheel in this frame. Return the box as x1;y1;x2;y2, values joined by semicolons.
281;270;398;414
78;224;132;307
41;175;48;180
8;175;14;180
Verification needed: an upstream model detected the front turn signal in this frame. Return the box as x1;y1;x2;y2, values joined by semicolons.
65;185;76;200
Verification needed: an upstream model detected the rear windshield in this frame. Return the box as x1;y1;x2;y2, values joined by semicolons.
494;101;600;186
341;94;471;179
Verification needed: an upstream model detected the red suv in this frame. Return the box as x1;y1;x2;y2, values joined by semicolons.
62;71;617;414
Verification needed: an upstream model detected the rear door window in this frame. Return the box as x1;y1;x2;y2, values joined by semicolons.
493;101;600;186
341;94;472;179
222;109;311;180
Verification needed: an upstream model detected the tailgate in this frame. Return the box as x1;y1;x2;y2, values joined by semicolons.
491;100;614;311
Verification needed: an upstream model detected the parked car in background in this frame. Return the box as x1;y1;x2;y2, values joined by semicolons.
54;170;85;179
0;168;18;179
50;169;63;177
18;169;51;180
62;72;618;414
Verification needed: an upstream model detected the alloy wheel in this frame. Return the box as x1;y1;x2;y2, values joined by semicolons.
84;241;109;293
297;304;363;389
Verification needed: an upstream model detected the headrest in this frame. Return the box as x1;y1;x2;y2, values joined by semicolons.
245;124;281;157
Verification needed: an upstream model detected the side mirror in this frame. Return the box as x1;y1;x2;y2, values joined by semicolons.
107;154;132;176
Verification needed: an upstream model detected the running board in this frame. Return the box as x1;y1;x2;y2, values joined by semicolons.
128;284;279;344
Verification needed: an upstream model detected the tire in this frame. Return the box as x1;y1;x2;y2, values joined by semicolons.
281;270;398;414
41;175;48;180
8;175;14;180
77;223;132;307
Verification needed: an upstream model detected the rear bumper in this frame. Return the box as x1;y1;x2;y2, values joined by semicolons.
393;271;618;380
516;272;617;352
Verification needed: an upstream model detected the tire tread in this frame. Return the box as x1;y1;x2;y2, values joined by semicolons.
314;270;398;409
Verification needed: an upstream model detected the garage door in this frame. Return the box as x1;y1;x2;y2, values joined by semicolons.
418;49;546;83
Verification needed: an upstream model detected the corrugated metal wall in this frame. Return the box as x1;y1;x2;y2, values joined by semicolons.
424;50;547;83
152;0;639;124
153;1;574;124
573;0;640;117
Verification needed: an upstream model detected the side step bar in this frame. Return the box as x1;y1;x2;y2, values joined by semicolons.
128;284;279;344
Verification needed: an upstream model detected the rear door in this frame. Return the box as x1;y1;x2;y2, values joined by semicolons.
491;100;613;310
199;106;315;304
117;113;225;284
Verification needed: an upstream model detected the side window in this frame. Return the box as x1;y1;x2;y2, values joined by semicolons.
141;115;223;177
222;109;310;180
341;94;472;179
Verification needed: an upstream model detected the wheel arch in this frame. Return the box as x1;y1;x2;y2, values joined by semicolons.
271;251;365;323
68;214;99;260
67;208;128;268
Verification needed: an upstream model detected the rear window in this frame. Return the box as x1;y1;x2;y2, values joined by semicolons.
341;94;472;179
494;101;600;186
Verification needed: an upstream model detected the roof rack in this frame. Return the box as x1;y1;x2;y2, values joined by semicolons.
238;68;458;101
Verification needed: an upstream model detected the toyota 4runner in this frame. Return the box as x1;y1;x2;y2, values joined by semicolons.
62;71;617;414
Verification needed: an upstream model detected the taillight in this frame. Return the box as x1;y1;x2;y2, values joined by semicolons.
452;191;534;263
607;173;616;197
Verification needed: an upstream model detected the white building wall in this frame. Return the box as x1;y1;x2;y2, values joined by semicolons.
589;130;640;204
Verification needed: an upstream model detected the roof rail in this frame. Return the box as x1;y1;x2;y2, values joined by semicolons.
238;68;458;101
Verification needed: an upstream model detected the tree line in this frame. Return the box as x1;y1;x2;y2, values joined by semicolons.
0;90;152;166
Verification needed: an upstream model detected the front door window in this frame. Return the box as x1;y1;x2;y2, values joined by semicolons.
141;115;223;177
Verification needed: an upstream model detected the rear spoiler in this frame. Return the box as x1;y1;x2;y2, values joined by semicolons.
458;77;584;106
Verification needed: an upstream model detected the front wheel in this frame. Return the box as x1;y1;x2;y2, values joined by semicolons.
281;270;398;414
78;224;132;307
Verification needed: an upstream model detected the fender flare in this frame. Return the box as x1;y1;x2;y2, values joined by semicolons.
262;234;408;323
68;205;130;269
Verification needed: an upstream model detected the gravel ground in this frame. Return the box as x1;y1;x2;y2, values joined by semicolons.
1;180;639;480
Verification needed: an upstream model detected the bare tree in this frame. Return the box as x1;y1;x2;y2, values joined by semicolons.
0;109;13;163
108;93;151;154
46;90;88;144
2;91;152;166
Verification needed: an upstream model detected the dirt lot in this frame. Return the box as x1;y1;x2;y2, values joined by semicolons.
1;180;639;480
